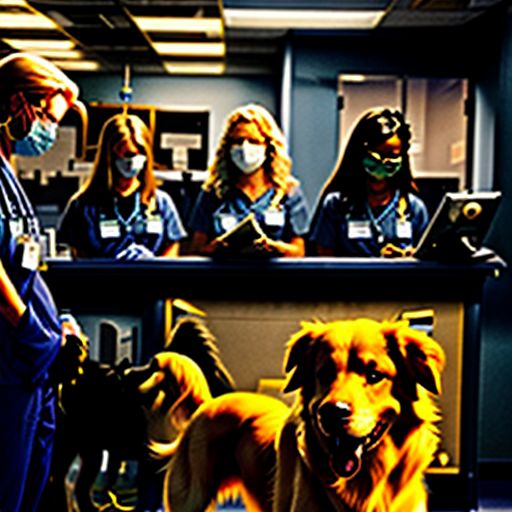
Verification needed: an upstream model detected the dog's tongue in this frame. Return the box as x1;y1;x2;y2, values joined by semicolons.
331;441;363;479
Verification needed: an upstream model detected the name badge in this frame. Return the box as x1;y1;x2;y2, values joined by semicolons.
348;220;372;239
10;218;24;238
100;219;121;239
396;221;412;239
147;216;163;235
264;209;285;227
218;214;238;233
18;236;40;271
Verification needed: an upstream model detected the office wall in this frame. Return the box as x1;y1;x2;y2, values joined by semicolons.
289;28;483;211
478;12;512;462
75;74;278;168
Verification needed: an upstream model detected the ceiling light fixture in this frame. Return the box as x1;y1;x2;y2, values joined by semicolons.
50;60;101;71
163;61;225;75
152;41;226;57
0;12;58;29
134;16;223;36
3;39;75;50
1;0;29;6
223;9;385;29
30;50;84;59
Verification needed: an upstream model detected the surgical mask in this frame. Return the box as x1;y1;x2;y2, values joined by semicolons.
230;141;266;175
14;118;58;157
115;154;147;179
362;151;402;180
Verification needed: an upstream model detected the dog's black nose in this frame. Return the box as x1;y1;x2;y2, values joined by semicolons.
317;401;351;435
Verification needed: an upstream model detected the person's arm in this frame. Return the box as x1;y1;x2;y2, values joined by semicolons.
189;231;228;256
254;235;305;257
0;259;26;326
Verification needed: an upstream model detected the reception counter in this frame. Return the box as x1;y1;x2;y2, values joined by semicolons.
42;255;505;511
43;255;503;302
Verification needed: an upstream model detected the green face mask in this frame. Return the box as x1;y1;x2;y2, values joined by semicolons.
362;151;402;180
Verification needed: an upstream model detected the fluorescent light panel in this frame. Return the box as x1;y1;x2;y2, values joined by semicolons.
134;16;223;36
2;0;29;6
3;39;75;50
223;9;385;29
33;50;84;59
153;41;225;57
50;60;101;71
163;61;225;75
0;13;58;29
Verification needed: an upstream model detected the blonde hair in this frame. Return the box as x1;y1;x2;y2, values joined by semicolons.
75;113;157;207
0;52;79;110
204;103;297;198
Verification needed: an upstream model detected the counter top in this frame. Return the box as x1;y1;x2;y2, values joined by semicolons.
42;254;506;304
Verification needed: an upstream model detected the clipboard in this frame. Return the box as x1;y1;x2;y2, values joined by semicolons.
215;212;266;254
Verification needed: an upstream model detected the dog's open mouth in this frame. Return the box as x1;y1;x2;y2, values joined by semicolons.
327;418;390;479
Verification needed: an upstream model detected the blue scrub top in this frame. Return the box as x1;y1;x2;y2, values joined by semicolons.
57;188;187;258
309;191;429;257
189;185;310;242
0;155;61;386
0;154;62;512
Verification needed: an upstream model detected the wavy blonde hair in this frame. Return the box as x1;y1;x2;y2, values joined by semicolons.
203;103;297;199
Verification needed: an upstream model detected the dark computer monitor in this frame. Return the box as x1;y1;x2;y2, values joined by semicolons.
414;190;502;261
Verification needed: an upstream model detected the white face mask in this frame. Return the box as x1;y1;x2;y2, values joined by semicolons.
115;154;147;179
230;140;266;175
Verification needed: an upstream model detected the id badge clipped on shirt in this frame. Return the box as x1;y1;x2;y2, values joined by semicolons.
396;220;412;240
264;208;285;227
17;235;41;271
217;213;238;233
9;218;24;238
100;219;121;239
146;215;163;235
348;220;372;239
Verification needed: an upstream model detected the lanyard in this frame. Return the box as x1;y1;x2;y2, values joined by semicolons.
0;155;38;236
113;191;142;232
365;190;400;244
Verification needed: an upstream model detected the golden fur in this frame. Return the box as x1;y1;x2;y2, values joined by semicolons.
155;391;289;512
155;317;444;512
136;352;213;444
274;318;445;512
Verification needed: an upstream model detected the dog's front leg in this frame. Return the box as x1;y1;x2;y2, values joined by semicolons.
74;448;103;512
273;421;298;512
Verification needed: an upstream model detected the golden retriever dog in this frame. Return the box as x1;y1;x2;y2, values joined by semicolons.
154;391;289;512
274;318;445;512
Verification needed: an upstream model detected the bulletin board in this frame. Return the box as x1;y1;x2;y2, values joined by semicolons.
83;102;209;171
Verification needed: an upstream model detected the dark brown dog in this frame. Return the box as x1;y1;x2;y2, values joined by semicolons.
274;318;445;512
40;315;235;512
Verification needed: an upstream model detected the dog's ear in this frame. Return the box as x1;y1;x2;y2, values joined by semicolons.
283;321;323;393
385;322;445;397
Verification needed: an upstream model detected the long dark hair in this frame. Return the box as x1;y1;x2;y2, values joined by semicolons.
310;107;417;230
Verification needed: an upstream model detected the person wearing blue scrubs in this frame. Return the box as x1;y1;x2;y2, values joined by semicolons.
0;52;83;512
57;113;186;259
188;103;309;257
308;107;429;257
